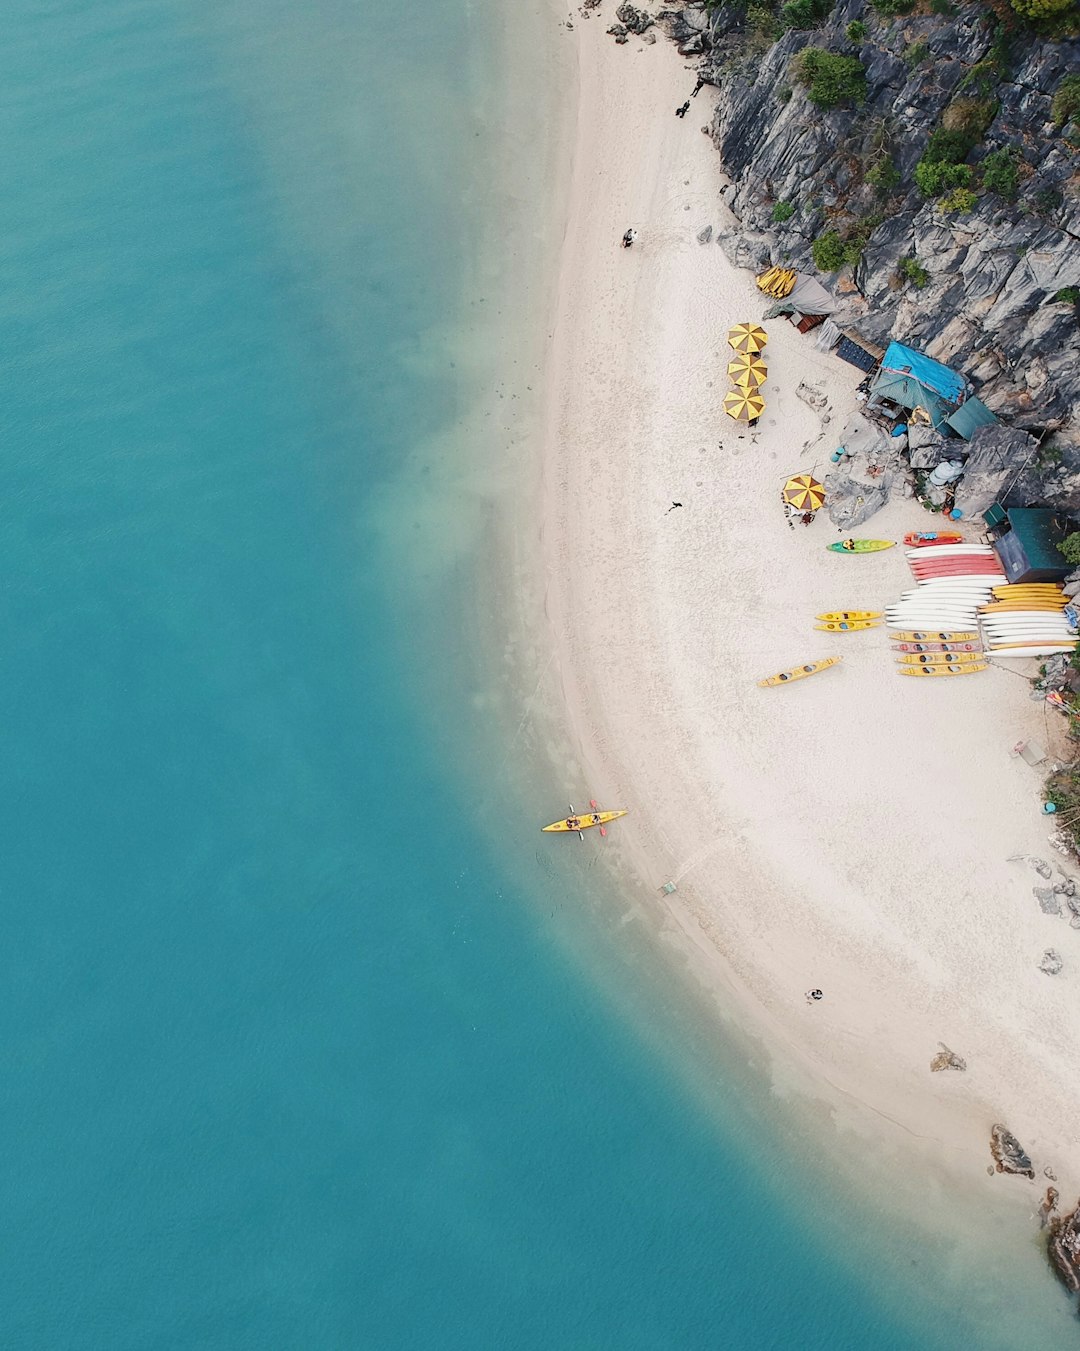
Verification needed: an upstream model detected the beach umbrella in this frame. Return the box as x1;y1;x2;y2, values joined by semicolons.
782;474;826;512
727;322;768;354
727;354;767;388
723;387;766;421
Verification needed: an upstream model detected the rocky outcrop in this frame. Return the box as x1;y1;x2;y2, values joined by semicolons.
662;1;1079;468
930;1043;966;1072
990;1123;1035;1178
1039;949;1063;976
1049;1198;1080;1292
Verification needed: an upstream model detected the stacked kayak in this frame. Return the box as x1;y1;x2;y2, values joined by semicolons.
978;583;1076;657
885;544;1001;673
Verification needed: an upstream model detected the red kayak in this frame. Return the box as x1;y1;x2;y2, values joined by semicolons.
904;532;965;547
911;561;1005;572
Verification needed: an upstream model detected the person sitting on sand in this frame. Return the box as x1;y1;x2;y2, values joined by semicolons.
801;512;814;526
842;538;856;551
621;228;636;248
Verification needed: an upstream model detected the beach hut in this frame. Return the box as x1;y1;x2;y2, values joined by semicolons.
833;328;883;374
865;342;966;432
986;506;1071;584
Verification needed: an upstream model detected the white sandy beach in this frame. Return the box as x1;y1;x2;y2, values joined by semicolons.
540;4;1080;1204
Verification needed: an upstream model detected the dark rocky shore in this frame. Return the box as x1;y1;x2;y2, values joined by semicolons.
618;0;1079;500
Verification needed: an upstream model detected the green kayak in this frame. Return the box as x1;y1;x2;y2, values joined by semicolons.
827;539;896;554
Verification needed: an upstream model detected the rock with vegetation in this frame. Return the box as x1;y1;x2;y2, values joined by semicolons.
680;0;1079;454
990;1122;1036;1178
930;1043;967;1071
1048;1197;1080;1292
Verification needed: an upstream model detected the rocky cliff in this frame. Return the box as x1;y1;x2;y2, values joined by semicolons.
650;0;1080;490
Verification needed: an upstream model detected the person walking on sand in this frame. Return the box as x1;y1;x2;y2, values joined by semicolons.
691;78;704;97
675;100;690;118
621;228;637;249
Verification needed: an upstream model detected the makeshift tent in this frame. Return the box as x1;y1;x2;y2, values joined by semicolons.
945;395;999;440
762;274;838;323
867;342;966;431
990;507;1071;584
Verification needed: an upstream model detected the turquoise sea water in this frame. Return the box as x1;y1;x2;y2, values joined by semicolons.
0;2;1073;1347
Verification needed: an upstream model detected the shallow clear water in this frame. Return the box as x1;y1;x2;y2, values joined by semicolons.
0;2;1073;1347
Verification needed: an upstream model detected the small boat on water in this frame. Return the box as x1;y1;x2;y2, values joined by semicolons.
758;656;841;687
814;620;880;632
542;808;628;834
828;539;895;554
897;660;988;677
904;532;965;547
888;630;978;642
815;611;882;622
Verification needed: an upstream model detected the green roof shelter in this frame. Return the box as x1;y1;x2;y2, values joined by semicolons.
989;507;1071;584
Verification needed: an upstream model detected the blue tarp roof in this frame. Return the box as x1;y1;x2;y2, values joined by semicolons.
869;371;953;429
946;396;999;440
880;342;965;404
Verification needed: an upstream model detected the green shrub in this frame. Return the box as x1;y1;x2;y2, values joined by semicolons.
899;256;929;288
845;19;867;39
930;0;956;13
925;126;978;162
869;0;916;13
942;98;998;139
780;0;831;29
1009;0;1075;18
1052;75;1080;129
914;159;972;196
792;47;867;108
866;157;901;192
771;200;796;222
938;187;978;213
905;40;929;67
777;84;794;103
747;2;780;37
959;61;1000;98
1058;532;1080;565
1035;187;1063;215
982;148;1020;200
1055;286;1080;304
812;231;848;271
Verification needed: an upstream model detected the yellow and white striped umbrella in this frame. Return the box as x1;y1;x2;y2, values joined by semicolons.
727;322;768;354
723;387;766;421
727;354;767;388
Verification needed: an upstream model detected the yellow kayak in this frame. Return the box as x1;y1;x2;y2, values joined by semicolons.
542;809;628;834
758;656;841;687
992;585;1067;595
888;630;978;643
896;652;979;665
897;661;988;677
813;620;880;632
815;611;882;622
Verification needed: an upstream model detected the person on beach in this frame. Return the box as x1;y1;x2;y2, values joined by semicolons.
675;100;690;118
748;417;759;428
621;228;637;248
691;78;704;97
842;538;856;551
801;512;814;526
806;989;823;1003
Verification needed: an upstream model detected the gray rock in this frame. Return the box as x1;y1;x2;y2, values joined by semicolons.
696;224;713;244
930;1043;966;1072
1035;886;1061;915
1039;949;1064;976
615;3;654;34
990;1123;1035;1178
1033;858;1054;880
